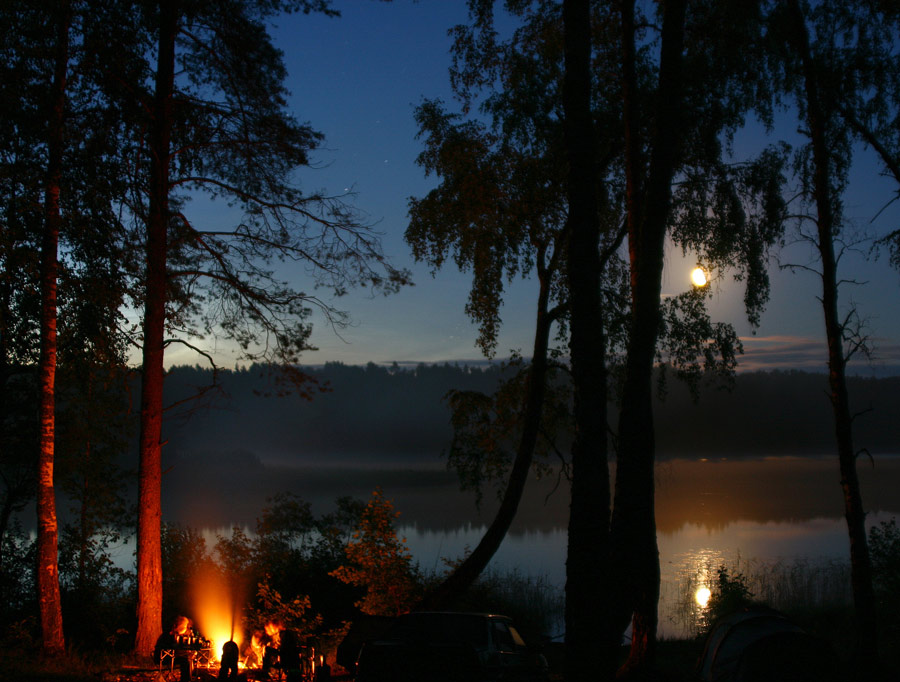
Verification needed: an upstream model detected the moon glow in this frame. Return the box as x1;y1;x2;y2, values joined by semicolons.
691;267;709;287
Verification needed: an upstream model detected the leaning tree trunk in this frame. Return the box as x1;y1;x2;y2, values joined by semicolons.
134;0;176;658
36;0;70;657
418;248;556;611
788;0;879;669
612;0;686;674
562;1;618;680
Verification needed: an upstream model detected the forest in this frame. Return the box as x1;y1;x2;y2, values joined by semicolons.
3;0;900;681
158;363;900;462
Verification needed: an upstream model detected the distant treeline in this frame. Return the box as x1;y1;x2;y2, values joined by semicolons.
159;363;899;465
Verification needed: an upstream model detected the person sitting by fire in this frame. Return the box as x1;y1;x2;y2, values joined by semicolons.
278;629;302;682
154;616;195;682
218;640;241;681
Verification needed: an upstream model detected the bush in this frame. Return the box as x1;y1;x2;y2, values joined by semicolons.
701;566;755;632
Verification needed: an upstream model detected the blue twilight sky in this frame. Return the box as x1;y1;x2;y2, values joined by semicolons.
167;0;900;376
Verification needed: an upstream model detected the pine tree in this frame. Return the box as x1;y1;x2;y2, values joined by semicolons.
128;0;407;655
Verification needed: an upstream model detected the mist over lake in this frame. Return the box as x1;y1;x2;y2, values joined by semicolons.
160;453;900;533
155;363;900;531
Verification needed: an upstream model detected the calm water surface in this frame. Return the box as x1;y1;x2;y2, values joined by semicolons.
157;454;900;639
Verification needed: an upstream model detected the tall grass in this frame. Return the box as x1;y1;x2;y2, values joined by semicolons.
747;557;852;612
456;568;566;642
668;554;852;639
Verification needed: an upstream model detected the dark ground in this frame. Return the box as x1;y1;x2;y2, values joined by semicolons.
3;634;898;682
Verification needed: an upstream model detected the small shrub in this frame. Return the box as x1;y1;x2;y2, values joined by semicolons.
701;565;755;631
330;488;420;617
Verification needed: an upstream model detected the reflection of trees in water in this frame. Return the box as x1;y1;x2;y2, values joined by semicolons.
654;457;900;533
158;456;900;535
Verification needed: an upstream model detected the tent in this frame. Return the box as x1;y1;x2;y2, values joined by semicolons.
697;607;841;682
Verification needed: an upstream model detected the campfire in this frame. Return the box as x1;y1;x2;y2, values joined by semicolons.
184;569;320;679
170;560;327;681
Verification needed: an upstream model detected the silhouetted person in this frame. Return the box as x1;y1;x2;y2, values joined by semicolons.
218;640;240;680
279;629;302;682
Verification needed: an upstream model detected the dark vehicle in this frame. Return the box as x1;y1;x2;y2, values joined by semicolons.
354;612;549;682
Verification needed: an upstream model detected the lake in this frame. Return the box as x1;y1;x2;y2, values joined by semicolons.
156;453;900;639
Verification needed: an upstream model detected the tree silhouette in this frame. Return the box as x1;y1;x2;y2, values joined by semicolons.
405;0;630;615
771;0;900;670
407;4;784;676
609;1;787;670
561;2;621;679
407;92;570;608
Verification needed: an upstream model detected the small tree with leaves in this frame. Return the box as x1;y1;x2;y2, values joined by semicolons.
330;489;418;617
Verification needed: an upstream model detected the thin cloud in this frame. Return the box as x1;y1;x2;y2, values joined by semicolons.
738;335;900;376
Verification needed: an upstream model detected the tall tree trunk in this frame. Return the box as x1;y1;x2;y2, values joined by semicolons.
562;1;617;680
134;0;176;658
36;0;70;657
418;253;556;610
788;0;879;670
612;0;686;674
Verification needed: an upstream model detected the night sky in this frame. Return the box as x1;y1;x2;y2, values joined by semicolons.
167;0;900;376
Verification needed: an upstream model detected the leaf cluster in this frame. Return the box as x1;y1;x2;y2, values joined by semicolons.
671;144;790;328
408;97;568;357
443;355;570;505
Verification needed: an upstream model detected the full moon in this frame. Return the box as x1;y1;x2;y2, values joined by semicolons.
691;267;708;287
